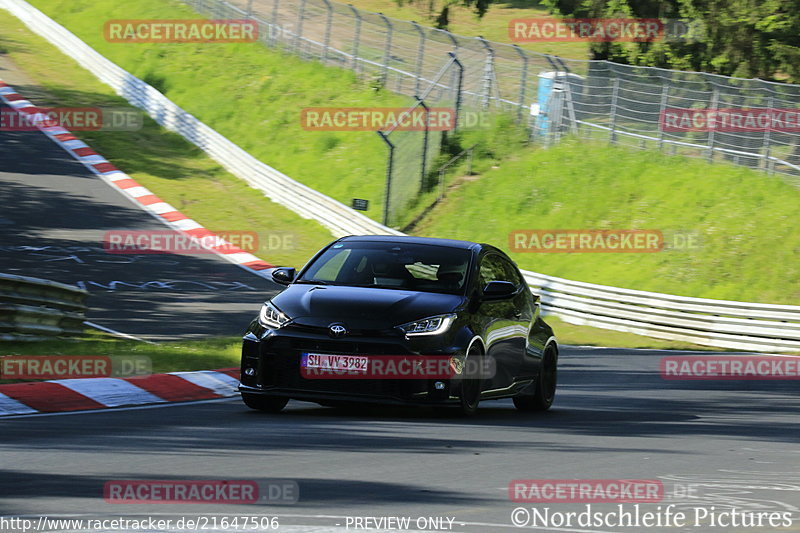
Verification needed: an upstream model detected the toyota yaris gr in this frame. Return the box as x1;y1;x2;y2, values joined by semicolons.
239;235;557;415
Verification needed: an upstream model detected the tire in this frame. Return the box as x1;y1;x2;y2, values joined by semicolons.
459;344;483;416
513;346;557;412
242;393;289;413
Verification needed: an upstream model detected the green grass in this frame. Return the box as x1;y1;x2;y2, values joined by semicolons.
347;0;591;59
413;138;800;304
542;316;724;351
0;332;240;383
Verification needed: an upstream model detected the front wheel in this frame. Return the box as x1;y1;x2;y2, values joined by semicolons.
513;346;557;412
242;393;289;413
459;344;483;416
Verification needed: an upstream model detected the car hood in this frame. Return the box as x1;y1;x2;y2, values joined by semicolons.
271;284;464;328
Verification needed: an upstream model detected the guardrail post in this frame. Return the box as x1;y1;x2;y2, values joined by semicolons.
293;0;307;54
609;77;619;144
707;86;719;163
478;36;494;109
411;22;426;97
321;0;333;62
378;13;393;86
513;44;528;123
347;4;362;73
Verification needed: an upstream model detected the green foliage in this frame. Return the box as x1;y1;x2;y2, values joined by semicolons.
394;0;493;28
542;0;800;83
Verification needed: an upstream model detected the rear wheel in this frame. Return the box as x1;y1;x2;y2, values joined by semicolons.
242;393;289;413
513;346;557;412
459;344;483;416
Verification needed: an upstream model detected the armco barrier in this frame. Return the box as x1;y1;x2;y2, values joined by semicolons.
0;273;88;340
2;0;798;352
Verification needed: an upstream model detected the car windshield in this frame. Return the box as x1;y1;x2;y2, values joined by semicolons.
297;241;472;294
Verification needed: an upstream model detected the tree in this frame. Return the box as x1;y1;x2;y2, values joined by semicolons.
540;0;800;83
394;0;493;29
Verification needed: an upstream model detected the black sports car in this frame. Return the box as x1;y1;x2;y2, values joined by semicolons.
239;235;557;415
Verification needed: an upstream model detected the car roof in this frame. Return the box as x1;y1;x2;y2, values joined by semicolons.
338;235;482;251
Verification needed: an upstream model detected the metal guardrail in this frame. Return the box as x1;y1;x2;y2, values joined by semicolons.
3;0;799;352
524;272;800;353
0;273;88;341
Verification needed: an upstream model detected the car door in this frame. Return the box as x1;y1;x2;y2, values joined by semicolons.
477;253;526;390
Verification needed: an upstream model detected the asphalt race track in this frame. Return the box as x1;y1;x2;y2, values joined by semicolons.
0;103;280;341
1;347;799;533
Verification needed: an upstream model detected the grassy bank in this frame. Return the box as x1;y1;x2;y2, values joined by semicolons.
413;138;800;304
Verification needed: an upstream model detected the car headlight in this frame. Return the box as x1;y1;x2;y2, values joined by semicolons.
258;301;290;329
397;314;456;336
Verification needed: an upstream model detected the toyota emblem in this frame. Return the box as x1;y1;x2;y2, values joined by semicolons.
329;324;348;337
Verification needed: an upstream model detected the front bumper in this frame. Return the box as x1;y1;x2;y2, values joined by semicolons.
239;323;465;405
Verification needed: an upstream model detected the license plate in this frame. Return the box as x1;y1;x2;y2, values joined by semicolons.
302;353;369;373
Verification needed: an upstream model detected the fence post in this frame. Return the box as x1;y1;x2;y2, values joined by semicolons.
707;87;719;163
444;30;458;55
656;83;669;151
348;4;362;73
763;94;774;174
478;37;494;109
609;77;619;144
378;13;393;86
417;98;430;193
270;0;281;47
449;52;464;131
293;0;307;54
411;22;426;98
245;0;254;18
513;44;528;123
321;0;333;62
377;131;395;226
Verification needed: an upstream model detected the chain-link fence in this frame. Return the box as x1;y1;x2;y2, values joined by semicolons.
184;0;800;185
376;53;463;226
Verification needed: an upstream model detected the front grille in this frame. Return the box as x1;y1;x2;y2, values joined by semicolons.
258;337;421;400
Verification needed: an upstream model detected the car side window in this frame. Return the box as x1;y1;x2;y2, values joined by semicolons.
479;254;522;290
479;254;507;289
501;257;524;288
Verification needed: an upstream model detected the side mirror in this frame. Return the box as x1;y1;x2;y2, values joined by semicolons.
271;267;296;285
481;280;517;301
